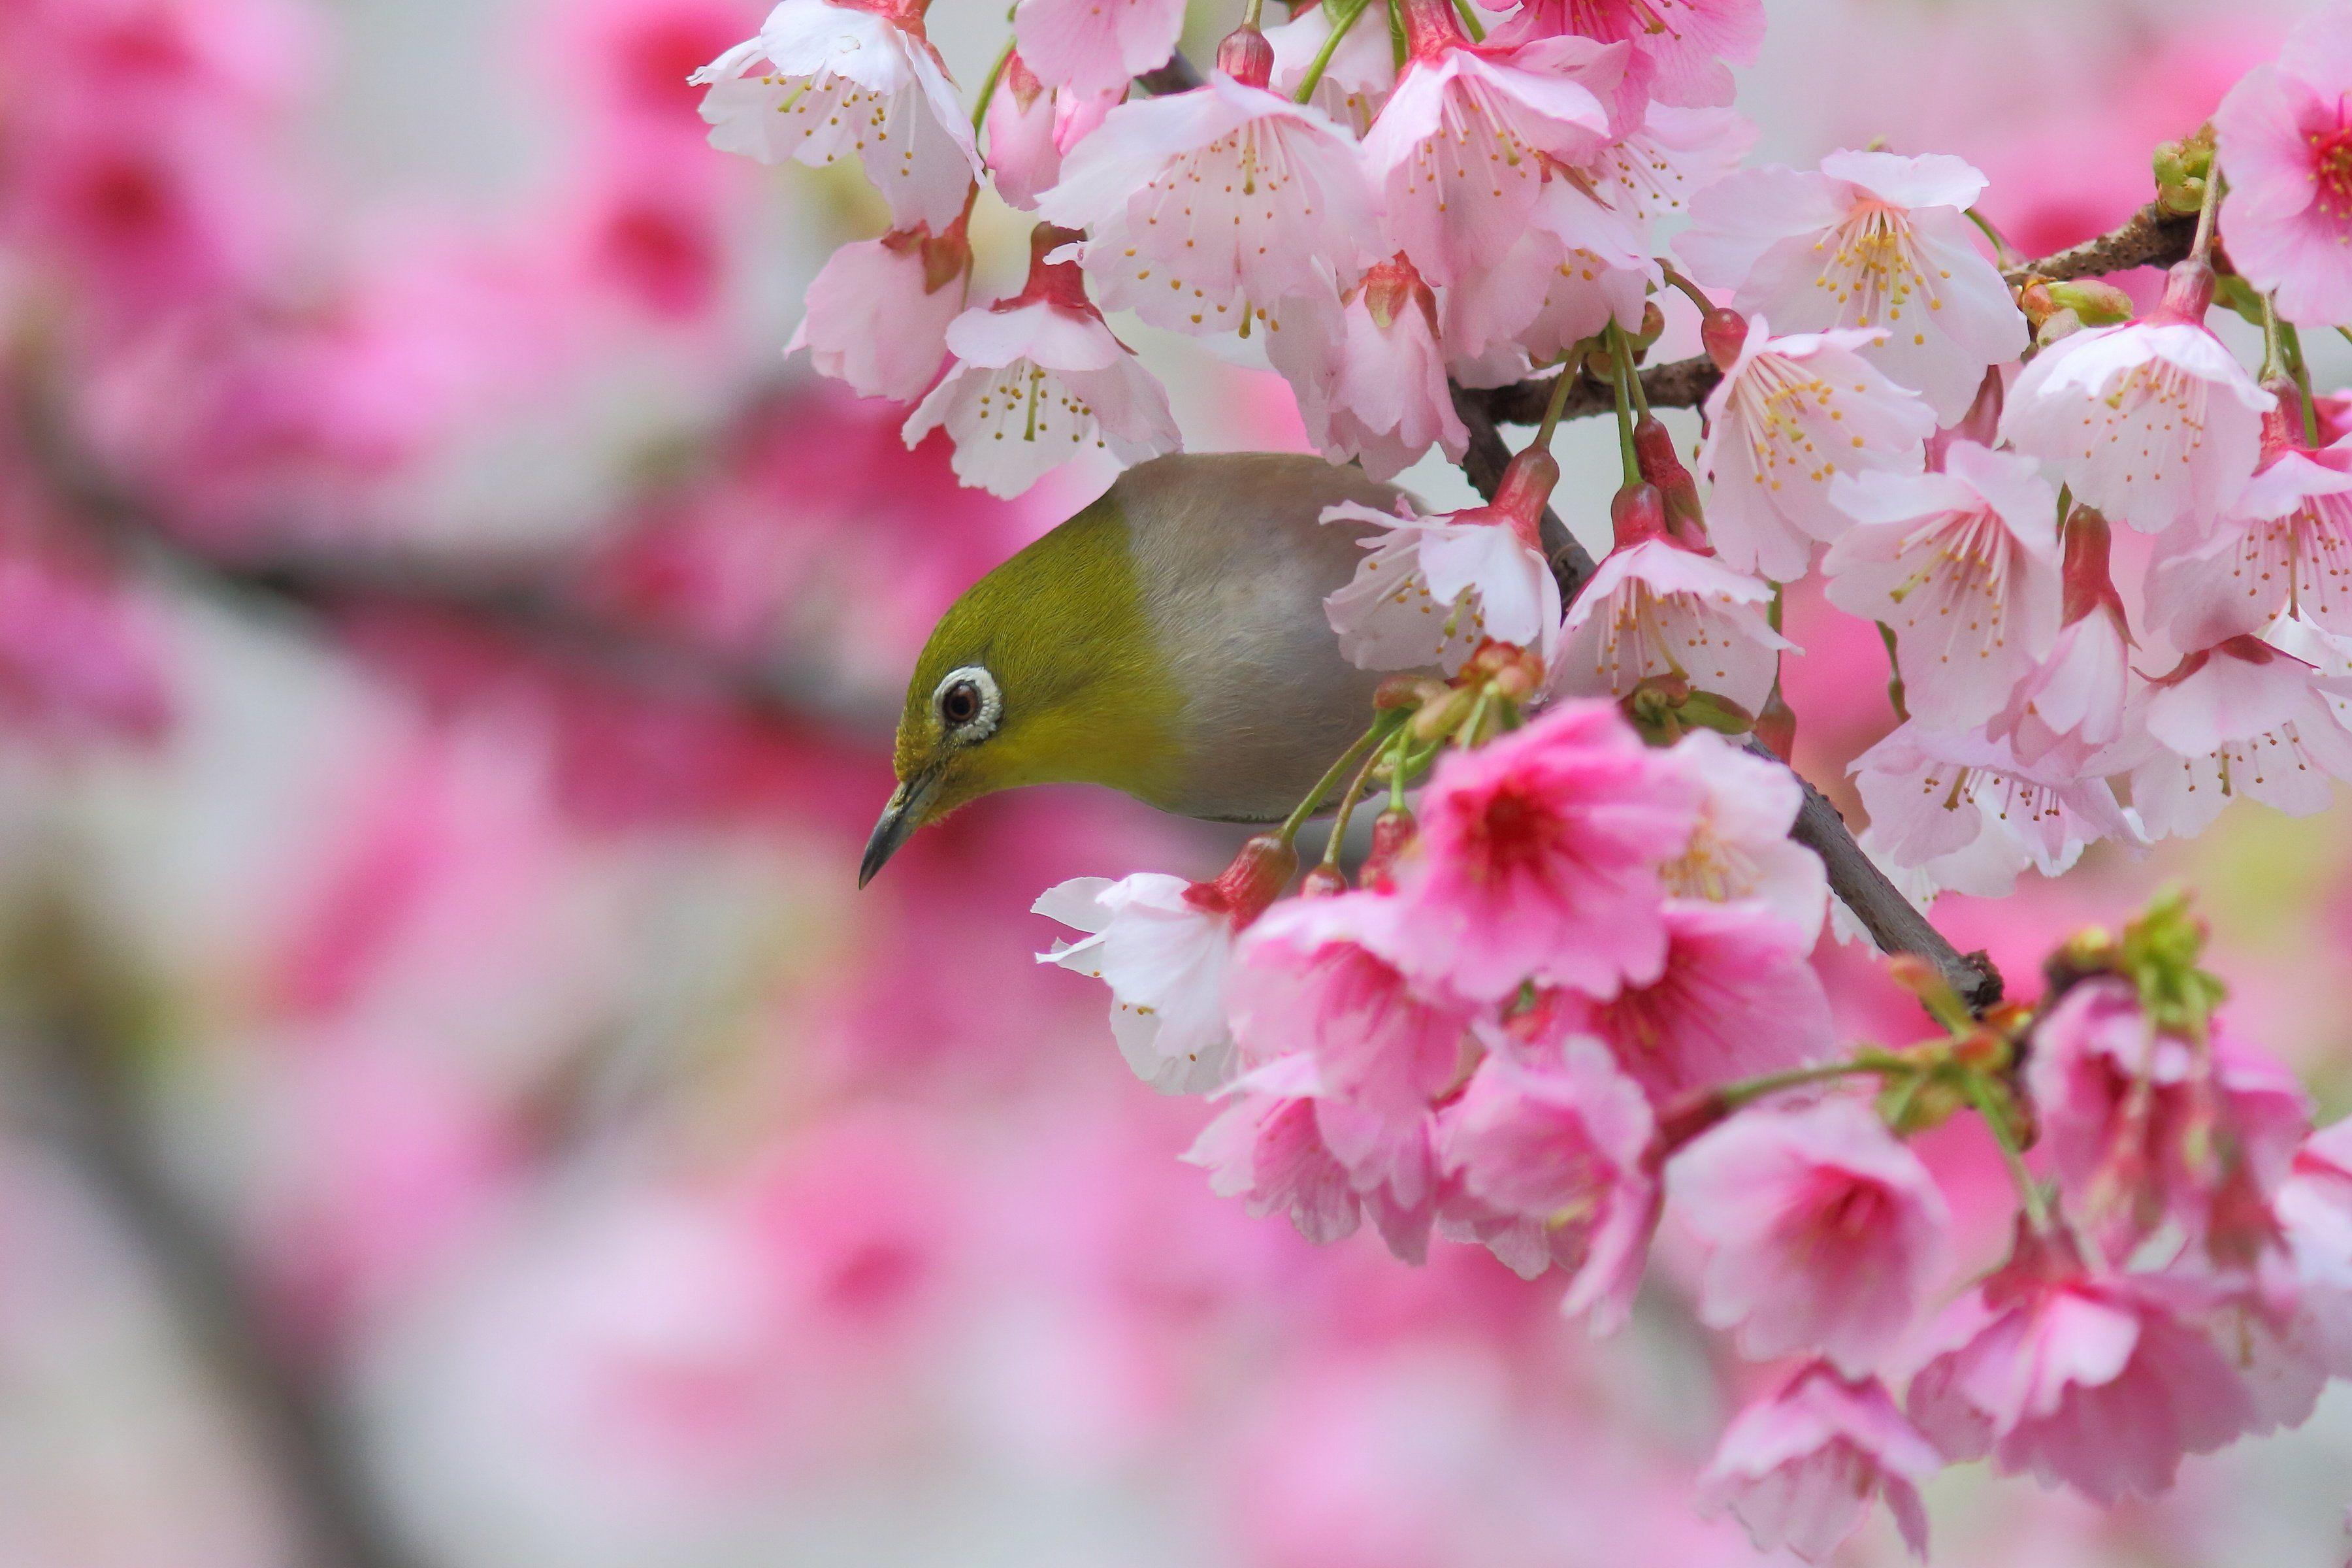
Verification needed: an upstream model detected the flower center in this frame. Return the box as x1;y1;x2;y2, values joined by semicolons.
2313;123;2352;221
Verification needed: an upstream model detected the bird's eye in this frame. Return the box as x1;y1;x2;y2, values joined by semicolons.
931;665;1000;742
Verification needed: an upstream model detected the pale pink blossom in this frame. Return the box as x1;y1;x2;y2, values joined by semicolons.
1321;451;1563;675
788;222;968;400
1906;1228;2259;1504
2213;5;2352;327
1697;1364;1939;1562
2146;404;2352;645
1266;0;1397;133
1388;700;1701;1002
1435;1040;1659;1327
1033;838;1294;1095
1272;255;1468;481
1851;723;2140;898
1559;487;1791;713
1226;891;1474;1117
1678;151;2027;421
2125;633;2352;840
1696;314;1938;581
694;0;981;231
1672;1097;1951;1373
980;52;1119;210
2027;978;2313;1266
0;534;173;746
1987;509;2136;773
1013;0;1187;97
1583;104;1757;227
1439;177;1654;389
1998;260;2268;535
1358;0;1631;287
904;227;1180;497
1493;0;1765;109
1824;441;2062;728
1655;730;1830;943
1185;1058;1436;1262
1036;54;1379;340
1543;900;1836;1102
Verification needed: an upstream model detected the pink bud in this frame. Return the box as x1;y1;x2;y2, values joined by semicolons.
1701;308;1750;372
1214;23;1275;88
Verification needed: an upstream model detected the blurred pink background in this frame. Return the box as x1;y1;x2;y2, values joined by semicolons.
0;1;2344;1565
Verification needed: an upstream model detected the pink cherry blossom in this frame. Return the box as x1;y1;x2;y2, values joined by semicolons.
1654;730;1830;942
1034;838;1295;1096
904;226;1180;498
2146;402;2352;645
2027;978;2312;1266
1824;440;2063;729
1559;485;1791;713
1851;723;2140;898
1271;255;1469;481
1226;891;1475;1117
0;529;174;746
1439;177;1654;389
1679;151;2027;420
1493;0;1765;109
2212;5;2352;327
1696;314;1938;581
694;0;981;231
980;52;1119;210
1013;0;1186;98
1266;0;1396;133
1358;0;1631;287
2125;633;2352;840
1987;508;2136;773
1435;1039;1659;1327
1998;260;2268;535
1388;700;1701;1002
1671;1096;1951;1373
1906;1228;2259;1504
1320;451;1563;674
1583;103;1757;227
1035;52;1379;341
788;221;968;401
1543;900;1835;1102
1697;1364;1939;1562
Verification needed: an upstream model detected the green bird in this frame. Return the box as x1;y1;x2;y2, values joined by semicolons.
858;452;1412;886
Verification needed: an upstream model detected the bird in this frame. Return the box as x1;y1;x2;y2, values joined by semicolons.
859;451;1413;886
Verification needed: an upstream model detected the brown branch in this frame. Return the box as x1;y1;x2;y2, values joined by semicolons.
2001;201;2197;286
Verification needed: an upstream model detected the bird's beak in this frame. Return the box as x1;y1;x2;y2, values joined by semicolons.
858;771;937;887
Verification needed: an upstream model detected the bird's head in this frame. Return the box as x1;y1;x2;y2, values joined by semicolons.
858;497;1185;885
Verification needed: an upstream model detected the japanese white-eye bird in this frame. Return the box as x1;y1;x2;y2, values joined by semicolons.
858;452;1413;885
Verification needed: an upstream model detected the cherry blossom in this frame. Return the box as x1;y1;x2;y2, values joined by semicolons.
1907;1228;2259;1503
903;226;1179;498
1321;449;1563;675
2212;5;2352;327
1583;103;1757;227
1679;151;2027;420
1698;1364;1938;1562
1439;178;1654;389
787;221;968;401
1696;312;1938;581
694;0;981;231
1034;39;1379;341
1272;254;1468;481
1186;1057;1435;1260
1012;0;1188;97
979;52;1119;210
1852;723;2140;898
1672;1096;1950;1373
1493;0;1765;110
1541;899;1835;1102
1266;0;1396;133
2125;633;2352;840
1987;508;2136;774
1434;1039;1659;1326
1823;440;2062;729
1557;469;1789;713
1359;0;1631;287
1388;700;1700;1002
1654;729;1831;942
1999;259;2269;535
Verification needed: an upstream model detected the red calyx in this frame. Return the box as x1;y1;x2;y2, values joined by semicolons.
881;206;975;295
2057;506;2132;634
1394;0;1469;59
1609;482;1669;549
1215;23;1275;88
1363;807;1418;892
2153;258;2217;325
998;221;1096;316
1488;448;1560;549
1184;833;1299;928
1699;306;1750;372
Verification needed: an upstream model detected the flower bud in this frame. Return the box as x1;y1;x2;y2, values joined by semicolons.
1214;22;1275;88
1298;863;1350;899
2042;279;2134;327
1700;307;1750;371
2153;125;2215;217
1610;481;1669;549
1753;685;1796;762
1364;805;1417;890
1411;687;1475;742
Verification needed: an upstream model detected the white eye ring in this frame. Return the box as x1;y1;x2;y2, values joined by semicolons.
932;665;1002;743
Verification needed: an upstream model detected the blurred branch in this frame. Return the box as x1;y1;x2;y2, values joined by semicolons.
2001;201;2197;286
7;895;433;1568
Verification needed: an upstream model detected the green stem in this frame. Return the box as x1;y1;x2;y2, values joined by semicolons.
1279;714;1394;845
1965;1075;2055;1232
1964;207;2020;267
1658;264;1718;319
2189;169;2225;265
1878;623;1908;722
1607;325;1641;487
1532;352;1578;452
1386;724;1412;811
972;34;1016;133
1321;727;1389;867
1243;0;1266;27
2260;292;2289;384
1449;0;1485;41
2279;318;2321;447
1293;0;1373;104
1717;1057;1899;1113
